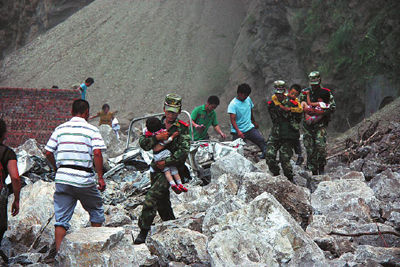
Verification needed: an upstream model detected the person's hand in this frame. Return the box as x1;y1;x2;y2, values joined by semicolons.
97;177;106;192
195;124;205;129
11;200;19;216
237;131;245;139
220;132;227;139
156;160;166;170
279;106;291;112
171;131;179;139
253;121;259;129
155;131;169;141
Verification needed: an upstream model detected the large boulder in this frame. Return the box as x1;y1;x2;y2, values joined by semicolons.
147;228;209;265
99;124;124;157
171;173;241;218
206;192;326;266
237;173;312;229
210;152;259;180
5;181;88;255
311;179;381;221
331;245;400;266
56;227;137;266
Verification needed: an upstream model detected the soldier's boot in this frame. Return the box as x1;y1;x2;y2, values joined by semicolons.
259;147;266;159
295;155;304;166
318;166;325;175
287;175;295;184
134;229;149;244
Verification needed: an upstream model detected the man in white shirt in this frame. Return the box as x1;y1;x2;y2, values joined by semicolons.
45;99;106;252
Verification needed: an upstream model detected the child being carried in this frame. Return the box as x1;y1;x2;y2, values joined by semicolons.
144;117;188;194
301;89;330;125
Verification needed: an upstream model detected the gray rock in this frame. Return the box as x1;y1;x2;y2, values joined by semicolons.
236;173;312;229
104;205;132;227
349;159;386;180
57;227;137;266
333;245;400;266
147;228;209;265
311;179;381;221
368;169;400;203
14;139;45;158
206;192;326;266
340;171;365;181
134;244;159;266
210;152;259;180
5;181;89;254
99;124;125;158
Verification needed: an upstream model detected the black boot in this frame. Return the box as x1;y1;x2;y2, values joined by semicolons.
295;155;304;166
134;229;149;244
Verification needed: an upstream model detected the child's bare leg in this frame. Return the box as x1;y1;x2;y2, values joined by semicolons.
164;170;175;185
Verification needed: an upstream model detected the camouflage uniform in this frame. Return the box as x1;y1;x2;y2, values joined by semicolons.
138;118;190;230
299;86;336;174
265;96;300;180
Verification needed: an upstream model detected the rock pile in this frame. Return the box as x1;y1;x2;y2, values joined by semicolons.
0;126;399;266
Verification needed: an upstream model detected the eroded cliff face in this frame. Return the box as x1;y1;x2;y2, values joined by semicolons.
0;0;399;133
0;0;94;60
223;0;400;133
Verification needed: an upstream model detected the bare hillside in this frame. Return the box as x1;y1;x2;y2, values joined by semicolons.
0;0;246;127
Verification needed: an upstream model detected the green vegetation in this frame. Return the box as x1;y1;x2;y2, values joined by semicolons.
296;0;400;84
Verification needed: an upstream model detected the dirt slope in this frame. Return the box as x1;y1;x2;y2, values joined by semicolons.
0;0;246;127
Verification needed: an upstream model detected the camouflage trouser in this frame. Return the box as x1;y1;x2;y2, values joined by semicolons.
138;172;175;230
303;125;327;173
265;132;295;179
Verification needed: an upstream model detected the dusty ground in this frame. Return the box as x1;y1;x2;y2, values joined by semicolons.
0;0;246;129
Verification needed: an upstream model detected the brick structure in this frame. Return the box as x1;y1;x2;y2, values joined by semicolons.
0;87;81;148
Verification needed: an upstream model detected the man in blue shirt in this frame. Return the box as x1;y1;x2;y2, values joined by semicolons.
79;77;94;100
227;83;266;159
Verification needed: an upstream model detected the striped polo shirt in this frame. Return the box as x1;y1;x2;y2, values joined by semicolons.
45;117;106;187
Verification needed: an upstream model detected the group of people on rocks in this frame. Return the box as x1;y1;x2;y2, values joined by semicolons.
134;70;336;244
0;70;335;256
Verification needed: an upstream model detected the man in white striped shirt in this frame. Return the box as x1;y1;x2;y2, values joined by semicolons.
45;99;107;252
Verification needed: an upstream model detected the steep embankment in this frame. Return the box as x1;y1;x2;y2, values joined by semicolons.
222;0;400;133
0;0;94;60
0;0;247;128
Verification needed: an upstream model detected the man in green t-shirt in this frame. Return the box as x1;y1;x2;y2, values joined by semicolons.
190;96;226;141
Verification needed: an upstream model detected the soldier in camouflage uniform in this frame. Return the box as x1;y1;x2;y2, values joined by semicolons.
134;94;190;244
299;71;336;175
265;81;302;182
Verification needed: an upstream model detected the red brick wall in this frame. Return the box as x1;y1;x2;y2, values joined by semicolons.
0;87;81;148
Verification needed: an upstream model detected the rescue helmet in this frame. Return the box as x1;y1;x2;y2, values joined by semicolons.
164;93;182;113
309;71;321;85
273;80;286;94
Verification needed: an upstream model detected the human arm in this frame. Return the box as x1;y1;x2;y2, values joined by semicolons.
93;149;105;192
162;125;190;167
251;110;259;129
7;159;21;216
229;113;244;139
89;113;100;120
139;131;169;151
45;151;57;172
213;125;226;139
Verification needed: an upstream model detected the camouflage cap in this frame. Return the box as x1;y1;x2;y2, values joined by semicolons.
273;80;286;94
309;71;321;85
164;93;182;113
